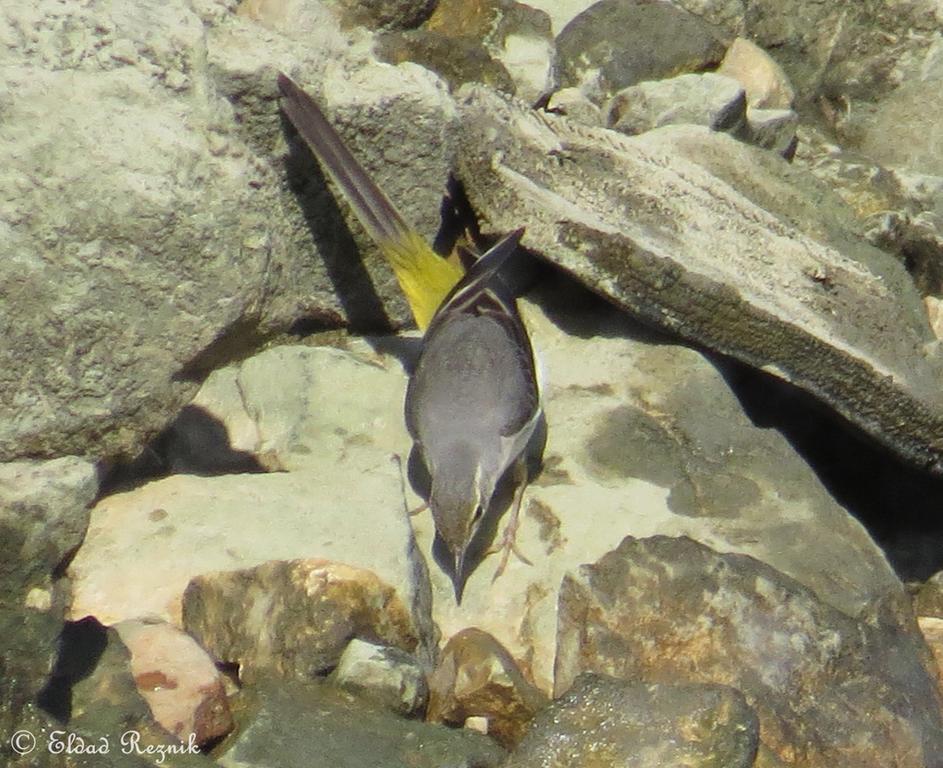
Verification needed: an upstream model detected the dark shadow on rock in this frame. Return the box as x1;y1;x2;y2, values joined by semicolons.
280;111;392;333
37;617;109;723
527;268;680;345
365;334;424;376
715;354;943;582
100;405;268;495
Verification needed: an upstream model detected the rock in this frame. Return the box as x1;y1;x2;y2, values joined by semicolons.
0;457;98;595
411;285;909;693
0;0;465;463
333;639;429;717
113;618;233;746
791;124;943;297
0;457;98;766
745;106;798;156
38;617;212;767
0;1;298;462
918;617;943;695
182;559;421;683
556;536;943;767
427;628;547;749
217;678;506;768
68;467;434;661
330;0;435;30
916;570;943;618
555;0;726;101
544;86;602;125
606;72;746;135
453;85;943;474
376;30;516;95
717;37;795;109
378;0;556;104
427;0;556;104
854;35;943;176
740;0;941;108
504;673;758;768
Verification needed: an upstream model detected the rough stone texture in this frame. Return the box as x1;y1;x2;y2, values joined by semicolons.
717;36;795;109
0;2;293;462
330;0;436;30
919;617;943;695
427;0;556;104
182;559;420;683
556;536;943;767
555;0;726;101
333;638;429;717
853;33;943;176
606;73;746;136
504;673;758;768
740;0;942;109
0;0;460;464
411;287;906;694
791;124;943;299
1;457;98;594
376;30;516;95
114;618;233;746
745;106;798;156
427;628;547;749
453;85;943;474
916;570;943;618
218;678;506;768
91;285;911;701
0;456;98;766
545;86;602;125
36;619;212;767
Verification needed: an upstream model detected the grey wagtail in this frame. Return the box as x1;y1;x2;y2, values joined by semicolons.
277;73;543;600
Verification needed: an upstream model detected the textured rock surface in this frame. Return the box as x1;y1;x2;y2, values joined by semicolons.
37;619;212;767
114;618;233;746
67;468;431;646
555;0;726;100
606;72;746;136
0;457;99;767
717;36;795;109
504;673;759;768
556;536;943;767
427;628;547;748
333;638;429;717
0;0;459;464
454;85;943;474
378;0;556;104
217;678;506;768
182;559;422;682
416;288;907;692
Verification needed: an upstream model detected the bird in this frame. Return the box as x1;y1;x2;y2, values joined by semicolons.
277;72;543;600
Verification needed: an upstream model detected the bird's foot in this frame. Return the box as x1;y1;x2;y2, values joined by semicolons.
489;463;532;581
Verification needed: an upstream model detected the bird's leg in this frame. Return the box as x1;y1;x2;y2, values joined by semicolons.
391;453;428;517
490;457;533;581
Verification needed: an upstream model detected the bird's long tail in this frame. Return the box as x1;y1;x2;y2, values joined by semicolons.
277;72;463;330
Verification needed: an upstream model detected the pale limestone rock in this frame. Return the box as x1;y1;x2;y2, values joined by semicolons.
717;37;795;109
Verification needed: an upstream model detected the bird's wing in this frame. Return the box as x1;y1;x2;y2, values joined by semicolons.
418;228;540;442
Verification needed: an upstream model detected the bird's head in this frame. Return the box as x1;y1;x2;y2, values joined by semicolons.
429;441;495;601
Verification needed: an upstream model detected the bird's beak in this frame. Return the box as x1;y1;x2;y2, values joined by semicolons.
451;550;467;604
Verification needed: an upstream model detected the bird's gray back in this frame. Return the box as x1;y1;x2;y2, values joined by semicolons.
405;312;537;454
